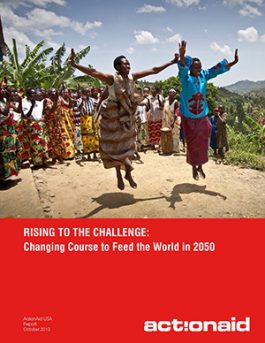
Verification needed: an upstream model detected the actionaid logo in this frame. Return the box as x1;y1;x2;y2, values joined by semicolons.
144;317;250;333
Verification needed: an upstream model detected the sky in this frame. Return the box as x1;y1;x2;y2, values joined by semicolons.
1;0;265;87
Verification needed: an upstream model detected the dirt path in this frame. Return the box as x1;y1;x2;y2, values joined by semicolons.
1;151;265;218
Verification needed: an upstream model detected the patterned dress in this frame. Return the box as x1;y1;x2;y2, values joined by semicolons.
72;99;83;153
99;72;139;169
44;99;58;159
147;94;164;145
24;99;52;166
79;97;99;154
46;98;75;160
14;100;30;162
0;110;21;180
59;101;76;159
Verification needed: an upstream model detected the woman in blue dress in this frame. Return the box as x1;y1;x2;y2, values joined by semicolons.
178;40;238;180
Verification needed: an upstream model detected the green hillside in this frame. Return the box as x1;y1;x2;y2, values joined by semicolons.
224;80;265;94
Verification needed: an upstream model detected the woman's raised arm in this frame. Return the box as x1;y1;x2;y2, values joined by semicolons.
132;53;179;81
225;49;239;69
70;48;114;85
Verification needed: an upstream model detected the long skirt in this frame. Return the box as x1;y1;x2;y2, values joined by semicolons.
99;102;136;169
44;110;58;159
147;119;162;145
45;107;75;160
74;125;83;153
28;120;52;166
16;118;31;161
60;107;75;159
182;115;212;166
80;114;99;154
73;109;83;153
0;115;21;179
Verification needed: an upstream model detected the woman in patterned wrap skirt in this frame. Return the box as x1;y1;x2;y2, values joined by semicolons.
70;48;179;190
0;90;21;181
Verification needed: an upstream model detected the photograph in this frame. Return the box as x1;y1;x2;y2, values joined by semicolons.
1;0;265;218
0;1;264;342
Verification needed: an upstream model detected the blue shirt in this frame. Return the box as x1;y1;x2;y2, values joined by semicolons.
178;59;229;118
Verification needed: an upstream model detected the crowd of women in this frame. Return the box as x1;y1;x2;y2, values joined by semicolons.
0;84;102;183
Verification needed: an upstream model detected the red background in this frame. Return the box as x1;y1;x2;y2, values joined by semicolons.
1;218;264;342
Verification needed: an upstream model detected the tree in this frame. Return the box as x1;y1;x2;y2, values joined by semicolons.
154;76;181;98
235;100;246;123
0;39;53;89
40;44;96;89
206;83;218;114
0;39;101;90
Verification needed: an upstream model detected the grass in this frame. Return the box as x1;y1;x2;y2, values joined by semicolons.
224;150;265;171
215;122;265;171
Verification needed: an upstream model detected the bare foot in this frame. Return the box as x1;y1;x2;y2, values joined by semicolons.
197;165;206;179
116;166;124;190
125;174;137;189
117;177;125;190
192;166;199;181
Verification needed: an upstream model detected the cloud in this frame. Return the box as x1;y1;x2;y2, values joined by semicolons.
0;4;103;38
238;26;259;42
166;26;173;32
137;4;166;13
126;47;135;54
223;0;263;5
134;30;159;44
34;29;64;40
4;27;35;49
237;27;265;43
29;0;66;5
223;0;263;17
0;0;66;8
167;33;182;43
166;0;200;7
210;42;232;57
46;40;62;51
3;26;36;61
26;8;102;35
239;4;262;16
0;1;103;60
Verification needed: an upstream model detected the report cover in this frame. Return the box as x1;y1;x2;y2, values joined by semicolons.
1;1;265;342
